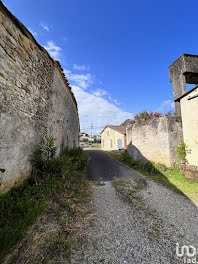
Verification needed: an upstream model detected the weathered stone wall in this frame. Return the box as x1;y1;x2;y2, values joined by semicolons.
0;3;79;194
126;117;183;167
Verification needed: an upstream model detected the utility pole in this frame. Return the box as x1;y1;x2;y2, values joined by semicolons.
91;123;93;148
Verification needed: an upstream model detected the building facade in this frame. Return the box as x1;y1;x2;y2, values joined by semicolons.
169;54;198;176
176;86;198;167
101;126;126;151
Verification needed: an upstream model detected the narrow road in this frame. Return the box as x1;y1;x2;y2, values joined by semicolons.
87;150;140;181
72;150;198;264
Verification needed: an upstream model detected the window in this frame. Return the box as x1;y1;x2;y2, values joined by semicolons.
110;139;113;149
102;139;105;148
117;138;122;150
107;130;109;136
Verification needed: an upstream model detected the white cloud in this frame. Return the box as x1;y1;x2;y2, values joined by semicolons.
44;41;62;60
73;64;90;71
64;69;92;90
156;99;175;112
64;67;128;133
41;23;50;32
107;95;121;106
92;89;120;106
72;85;132;135
93;89;108;97
28;28;37;37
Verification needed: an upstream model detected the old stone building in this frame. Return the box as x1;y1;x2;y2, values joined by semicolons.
101;125;127;151
0;2;79;194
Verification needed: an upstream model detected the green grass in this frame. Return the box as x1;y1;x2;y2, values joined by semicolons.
0;147;90;263
107;151;198;203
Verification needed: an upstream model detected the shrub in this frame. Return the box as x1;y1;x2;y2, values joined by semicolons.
43;135;57;160
120;152;134;164
176;141;188;163
165;110;175;117
132;110;175;125
31;136;88;182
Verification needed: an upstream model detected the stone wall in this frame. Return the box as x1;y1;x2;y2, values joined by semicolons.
126;117;183;167
0;3;79;194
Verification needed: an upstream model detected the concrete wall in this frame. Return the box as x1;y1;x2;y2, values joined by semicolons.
101;128;126;151
0;3;79;194
126;117;183;167
180;87;198;166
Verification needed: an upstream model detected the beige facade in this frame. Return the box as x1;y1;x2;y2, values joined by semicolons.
101;126;126;151
180;87;198;166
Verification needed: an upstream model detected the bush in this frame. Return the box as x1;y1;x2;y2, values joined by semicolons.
31;137;88;182
176;141;188;163
120;152;134;164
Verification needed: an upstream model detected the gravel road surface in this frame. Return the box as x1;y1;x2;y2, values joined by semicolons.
72;150;198;264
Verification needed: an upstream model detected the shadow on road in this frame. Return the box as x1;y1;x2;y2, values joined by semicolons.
86;149;198;208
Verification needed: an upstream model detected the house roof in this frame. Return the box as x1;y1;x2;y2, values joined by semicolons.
100;125;126;135
175;85;198;102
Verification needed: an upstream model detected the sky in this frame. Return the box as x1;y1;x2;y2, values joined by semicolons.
2;0;198;134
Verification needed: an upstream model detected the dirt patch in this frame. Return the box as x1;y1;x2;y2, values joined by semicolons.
112;178;147;203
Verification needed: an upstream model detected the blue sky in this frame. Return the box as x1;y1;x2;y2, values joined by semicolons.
3;0;198;134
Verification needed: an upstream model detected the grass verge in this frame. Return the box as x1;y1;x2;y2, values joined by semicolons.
107;151;198;203
0;147;91;263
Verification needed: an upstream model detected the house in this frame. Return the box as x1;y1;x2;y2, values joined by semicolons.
79;132;92;142
100;126;127;151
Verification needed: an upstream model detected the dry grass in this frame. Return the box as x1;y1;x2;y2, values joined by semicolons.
3;177;92;264
1;148;92;264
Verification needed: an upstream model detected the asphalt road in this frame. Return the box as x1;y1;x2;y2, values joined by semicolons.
86;150;141;181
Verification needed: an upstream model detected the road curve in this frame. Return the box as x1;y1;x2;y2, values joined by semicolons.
86;150;141;181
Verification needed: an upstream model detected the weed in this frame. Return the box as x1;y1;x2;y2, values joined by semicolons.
112;179;132;188
92;181;105;186
176;140;188;163
0;137;90;263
